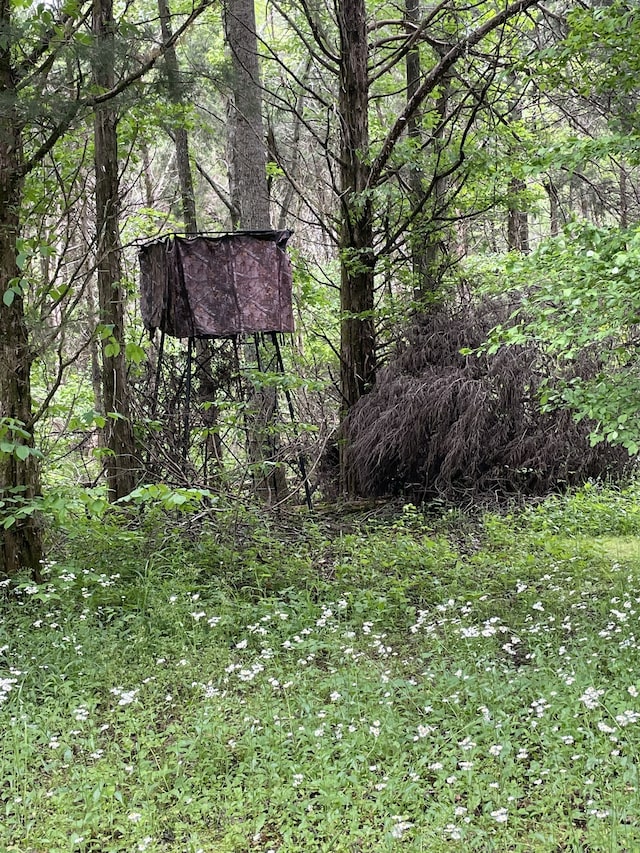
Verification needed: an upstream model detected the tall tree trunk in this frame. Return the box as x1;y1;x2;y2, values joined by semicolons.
225;0;287;503
0;0;43;579
85;269;104;419
506;86;529;253
337;0;375;413
158;0;198;233
620;166;628;229
224;0;271;231
405;19;453;301
158;0;223;484
405;0;451;302
405;0;429;300
93;0;139;500
336;0;375;494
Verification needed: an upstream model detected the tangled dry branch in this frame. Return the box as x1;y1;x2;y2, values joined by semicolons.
342;300;631;501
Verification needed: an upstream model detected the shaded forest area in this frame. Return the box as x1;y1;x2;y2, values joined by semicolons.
2;0;640;578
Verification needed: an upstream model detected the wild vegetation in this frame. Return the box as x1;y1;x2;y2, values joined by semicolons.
3;0;640;847
342;298;632;499
3;487;640;851
3;0;640;574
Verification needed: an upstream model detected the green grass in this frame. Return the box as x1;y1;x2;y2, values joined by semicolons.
2;490;640;851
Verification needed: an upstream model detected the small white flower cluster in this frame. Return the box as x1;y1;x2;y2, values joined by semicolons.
0;676;17;704
530;697;550;718
443;823;462;840
615;709;640;727
190;610;221;627
110;687;139;707
59;572;76;583
579;687;604;710
225;661;265;682
491;807;508;823
460;616;505;639
390;815;414;838
413;724;435;740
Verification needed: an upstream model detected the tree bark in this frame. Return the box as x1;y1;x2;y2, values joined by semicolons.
158;0;198;233
507;177;530;252
405;0;428;298
224;0;271;231
159;0;224;484
544;179;560;237
0;0;43;579
93;0;139;500
225;0;288;503
506;92;529;253
620;166;628;230
337;0;376;414
405;2;452;302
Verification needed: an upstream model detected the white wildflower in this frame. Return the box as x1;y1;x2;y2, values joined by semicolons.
579;687;604;710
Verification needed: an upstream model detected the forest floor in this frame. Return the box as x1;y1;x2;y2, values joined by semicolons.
2;484;640;852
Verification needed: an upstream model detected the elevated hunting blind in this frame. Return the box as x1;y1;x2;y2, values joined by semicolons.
139;229;294;339
137;229;311;507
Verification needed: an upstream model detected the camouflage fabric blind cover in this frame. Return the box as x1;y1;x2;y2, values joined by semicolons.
139;230;294;338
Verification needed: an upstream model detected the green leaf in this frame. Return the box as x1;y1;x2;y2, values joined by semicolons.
166;493;188;507
14;445;30;461
125;342;146;365
96;323;115;340
3;289;15;306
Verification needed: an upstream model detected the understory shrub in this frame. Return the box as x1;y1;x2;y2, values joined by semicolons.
343;300;631;501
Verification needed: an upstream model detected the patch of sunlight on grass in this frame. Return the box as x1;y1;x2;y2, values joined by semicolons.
591;536;640;564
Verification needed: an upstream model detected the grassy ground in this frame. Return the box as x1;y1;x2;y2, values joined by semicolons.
2;485;640;852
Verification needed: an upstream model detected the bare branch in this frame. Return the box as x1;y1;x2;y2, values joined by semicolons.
369;0;540;188
21;0;215;177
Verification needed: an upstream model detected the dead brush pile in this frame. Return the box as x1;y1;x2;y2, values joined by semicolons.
342;299;631;501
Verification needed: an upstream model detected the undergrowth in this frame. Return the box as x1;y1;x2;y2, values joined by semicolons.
2;487;640;851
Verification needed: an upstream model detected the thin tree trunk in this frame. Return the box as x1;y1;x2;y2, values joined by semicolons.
159;0;223;484
336;0;376;495
0;0;43;579
620;167;628;230
85;270;104;418
405;7;452;302
507;177;530;252
93;0;139;500
405;0;427;298
405;0;449;301
506;92;529;253
225;0;287;503
544;179;560;237
158;0;197;233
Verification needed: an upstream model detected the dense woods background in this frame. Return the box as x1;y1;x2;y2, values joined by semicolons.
2;0;640;577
